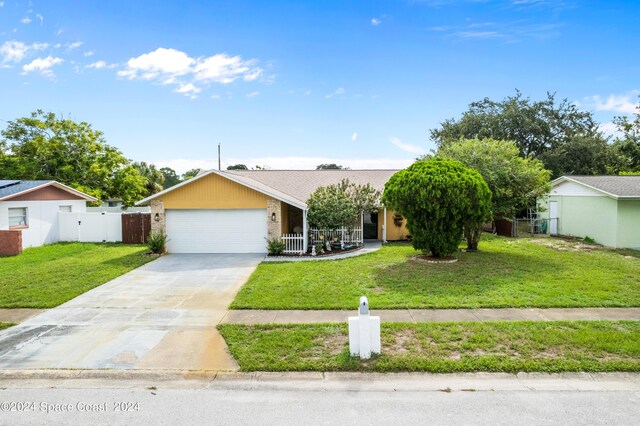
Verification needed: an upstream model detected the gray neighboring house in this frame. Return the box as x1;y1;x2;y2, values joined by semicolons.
541;175;640;249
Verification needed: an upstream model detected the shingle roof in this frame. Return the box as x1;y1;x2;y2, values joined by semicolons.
223;169;399;205
562;176;640;198
0;180;53;199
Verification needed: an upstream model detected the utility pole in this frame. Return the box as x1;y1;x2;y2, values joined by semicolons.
218;143;221;171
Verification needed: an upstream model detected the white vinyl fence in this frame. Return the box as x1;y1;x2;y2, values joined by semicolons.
281;234;305;254
59;212;122;243
86;206;150;213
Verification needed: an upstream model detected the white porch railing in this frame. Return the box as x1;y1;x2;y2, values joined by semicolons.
281;234;305;254
310;227;363;246
280;227;364;254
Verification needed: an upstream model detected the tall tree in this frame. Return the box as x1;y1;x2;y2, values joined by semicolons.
132;161;165;196
160;167;181;188
182;168;202;180
612;99;640;172
0;110;145;204
227;164;248;170
316;163;347;170
438;138;551;220
430;91;608;177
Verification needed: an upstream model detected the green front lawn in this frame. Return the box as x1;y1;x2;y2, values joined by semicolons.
0;243;154;308
0;323;14;330
231;236;640;309
219;321;640;373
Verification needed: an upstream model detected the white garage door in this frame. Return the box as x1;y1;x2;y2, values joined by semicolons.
165;209;268;253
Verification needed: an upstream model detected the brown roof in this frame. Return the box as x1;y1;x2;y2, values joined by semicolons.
223;169;399;206
559;176;640;198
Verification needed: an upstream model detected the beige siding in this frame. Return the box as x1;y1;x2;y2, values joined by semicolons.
159;173;271;209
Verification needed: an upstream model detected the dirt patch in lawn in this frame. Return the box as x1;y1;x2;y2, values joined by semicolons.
530;238;600;253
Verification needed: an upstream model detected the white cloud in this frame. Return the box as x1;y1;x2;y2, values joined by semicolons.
211;94;221;100
152;156;415;174
83;50;95;57
246;91;260;98
85;60;116;69
352;132;358;141
117;48;264;96
66;41;83;50
173;82;201;97
22;56;63;77
21;16;32;25
583;91;639;114
0;40;47;63
0;2;5;7
371;18;381;26
326;87;346;98
598;122;622;139
390;137;425;155
193;53;262;84
36;13;44;25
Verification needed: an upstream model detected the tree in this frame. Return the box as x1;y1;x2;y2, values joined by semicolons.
227;164;248;170
182;168;201;180
438;138;551;221
430;91;605;177
160;167;181;188
382;158;492;256
307;179;380;231
0;110;145;204
539;135;619;176
612;99;640;172
316;163;347;170
132;161;165;196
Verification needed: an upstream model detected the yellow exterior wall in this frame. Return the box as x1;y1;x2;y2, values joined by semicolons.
377;208;410;241
281;201;290;234
158;173;271;209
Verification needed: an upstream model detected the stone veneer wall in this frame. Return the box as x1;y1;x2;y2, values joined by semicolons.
267;199;281;240
150;200;165;235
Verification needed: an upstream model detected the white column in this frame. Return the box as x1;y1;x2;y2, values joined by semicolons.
303;209;308;253
361;212;364;245
382;207;387;243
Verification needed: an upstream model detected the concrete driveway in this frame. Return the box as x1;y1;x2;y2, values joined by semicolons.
0;254;263;370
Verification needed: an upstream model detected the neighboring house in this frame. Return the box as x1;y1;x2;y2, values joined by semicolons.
0;180;98;249
541;175;640;249
136;169;409;254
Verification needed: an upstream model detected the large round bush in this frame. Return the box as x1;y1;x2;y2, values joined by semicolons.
382;158;492;257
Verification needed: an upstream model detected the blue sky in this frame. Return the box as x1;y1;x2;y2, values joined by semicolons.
1;0;639;172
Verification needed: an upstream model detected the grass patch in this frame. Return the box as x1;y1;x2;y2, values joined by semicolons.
0;323;14;330
231;235;640;309
219;321;640;373
0;243;154;308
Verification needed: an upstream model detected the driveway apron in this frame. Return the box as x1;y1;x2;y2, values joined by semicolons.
0;254;263;371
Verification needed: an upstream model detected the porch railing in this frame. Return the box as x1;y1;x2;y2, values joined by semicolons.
310;227;362;246
280;226;364;255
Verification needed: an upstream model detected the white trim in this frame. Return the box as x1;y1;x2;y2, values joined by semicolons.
303;209;308;253
0;181;98;202
135;169;307;209
383;207;387;243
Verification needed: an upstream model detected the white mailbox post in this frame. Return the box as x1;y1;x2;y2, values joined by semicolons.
348;296;381;359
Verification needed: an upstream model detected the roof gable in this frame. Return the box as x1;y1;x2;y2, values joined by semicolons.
137;169;400;208
551;176;640;199
0;180;97;202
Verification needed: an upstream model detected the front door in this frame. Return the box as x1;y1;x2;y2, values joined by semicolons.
549;201;558;235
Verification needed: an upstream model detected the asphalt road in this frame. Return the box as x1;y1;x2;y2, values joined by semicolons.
1;388;639;425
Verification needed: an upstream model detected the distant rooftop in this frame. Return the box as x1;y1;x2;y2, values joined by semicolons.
0;180;53;199
562;175;640;198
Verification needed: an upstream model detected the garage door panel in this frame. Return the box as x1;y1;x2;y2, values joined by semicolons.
166;209;268;253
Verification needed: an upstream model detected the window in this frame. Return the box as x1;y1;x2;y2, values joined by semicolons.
59;205;72;213
8;207;28;228
108;201;119;207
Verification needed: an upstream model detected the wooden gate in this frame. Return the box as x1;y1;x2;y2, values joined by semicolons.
121;213;151;244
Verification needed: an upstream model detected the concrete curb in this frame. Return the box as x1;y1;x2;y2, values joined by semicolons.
1;369;639;391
